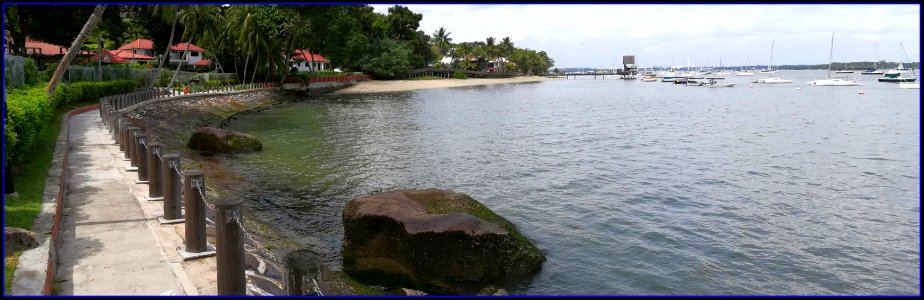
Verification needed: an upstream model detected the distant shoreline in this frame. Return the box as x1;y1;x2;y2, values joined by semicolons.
330;76;561;95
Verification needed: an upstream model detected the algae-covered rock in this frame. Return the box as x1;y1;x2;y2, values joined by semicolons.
187;127;262;153
342;189;544;294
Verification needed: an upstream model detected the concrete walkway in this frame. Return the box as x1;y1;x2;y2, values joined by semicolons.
52;110;214;295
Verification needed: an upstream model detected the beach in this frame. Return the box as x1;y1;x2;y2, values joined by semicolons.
331;76;561;95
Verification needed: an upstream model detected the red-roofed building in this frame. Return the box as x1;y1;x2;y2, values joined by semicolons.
117;39;156;64
24;38;89;56
84;50;129;64
112;49;157;64
290;49;330;72
169;42;207;65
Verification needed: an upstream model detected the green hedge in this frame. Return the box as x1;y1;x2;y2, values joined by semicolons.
24;58;40;86
452;70;467;79
6;80;138;167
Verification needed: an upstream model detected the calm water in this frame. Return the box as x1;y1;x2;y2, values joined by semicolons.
223;70;920;295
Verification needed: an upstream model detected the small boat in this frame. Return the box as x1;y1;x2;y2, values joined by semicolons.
808;78;862;86
735;70;755;76
878;71;917;82
860;69;885;75
834;70;854;73
641;74;657;82
762;77;793;84
899;82;920;89
703;79;736;88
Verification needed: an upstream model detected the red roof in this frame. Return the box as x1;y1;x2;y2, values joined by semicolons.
112;49;156;60
191;59;211;66
118;39;154;50
25;38;65;56
88;50;128;64
24;38;91;56
292;49;329;62
170;43;206;52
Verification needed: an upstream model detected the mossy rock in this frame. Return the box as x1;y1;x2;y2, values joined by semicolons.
342;189;545;294
187;127;262;153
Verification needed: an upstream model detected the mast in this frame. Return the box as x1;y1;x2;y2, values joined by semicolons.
900;41;916;77
874;43;880;69
827;32;834;78
769;39;774;72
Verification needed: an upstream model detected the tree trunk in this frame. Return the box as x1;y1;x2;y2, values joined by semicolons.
250;56;259;84
149;12;179;88
166;34;194;89
242;54;249;84
46;5;107;95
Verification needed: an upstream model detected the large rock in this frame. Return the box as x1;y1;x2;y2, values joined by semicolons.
342;189;544;294
187;127;262;153
4;227;40;256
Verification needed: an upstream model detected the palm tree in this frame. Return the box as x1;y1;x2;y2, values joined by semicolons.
485;36;497;69
499;37;514;72
149;5;184;88
47;5;106;95
432;27;452;55
166;5;221;89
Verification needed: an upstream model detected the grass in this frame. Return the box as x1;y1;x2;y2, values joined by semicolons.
3;99;98;294
409;76;445;81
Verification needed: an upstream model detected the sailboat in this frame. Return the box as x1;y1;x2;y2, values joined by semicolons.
808;32;861;86
759;40;780;75
713;57;730;76
835;62;853;73
861;43;886;75
753;39;792;84
736;55;755;76
895;41;919;88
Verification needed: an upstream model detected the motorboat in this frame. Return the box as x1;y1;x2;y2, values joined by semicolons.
899;82;920;89
641;74;657;82
808;78;862;86
703;79;736;87
878;70;917;83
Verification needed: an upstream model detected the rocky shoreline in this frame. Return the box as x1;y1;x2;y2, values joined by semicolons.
123;89;389;295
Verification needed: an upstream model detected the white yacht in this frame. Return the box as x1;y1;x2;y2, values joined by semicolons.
808;32;862;86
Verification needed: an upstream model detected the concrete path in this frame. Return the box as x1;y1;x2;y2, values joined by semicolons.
53;110;213;295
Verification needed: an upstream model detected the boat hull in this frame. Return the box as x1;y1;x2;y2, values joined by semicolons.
878;77;918;83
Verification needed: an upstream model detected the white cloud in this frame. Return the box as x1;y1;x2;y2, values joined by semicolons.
371;4;920;67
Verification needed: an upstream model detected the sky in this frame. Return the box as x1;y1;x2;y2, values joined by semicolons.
370;4;921;69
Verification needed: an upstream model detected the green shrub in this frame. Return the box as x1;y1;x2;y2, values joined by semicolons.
6;80;138;168
23;58;40;86
452;70;467;79
5;86;53;166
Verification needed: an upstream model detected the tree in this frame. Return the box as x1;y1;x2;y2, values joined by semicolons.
363;38;413;79
499;37;514;71
149;5;184;87
166;5;221;89
432;27;452;54
46;5;107;95
384;5;422;41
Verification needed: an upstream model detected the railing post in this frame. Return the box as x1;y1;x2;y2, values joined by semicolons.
178;170;215;260
284;249;323;295
115;118;125;147
127;127;141;169
216;196;246;295
135;134;149;183
145;142;164;200
159;154;184;224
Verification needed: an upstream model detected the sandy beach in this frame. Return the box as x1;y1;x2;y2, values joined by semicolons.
331;76;561;95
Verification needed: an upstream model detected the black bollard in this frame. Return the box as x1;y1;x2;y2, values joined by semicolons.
216;196;246;295
128;127;141;168
146;142;165;200
135;134;149;183
183;170;206;252
159;154;183;224
284;250;323;295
